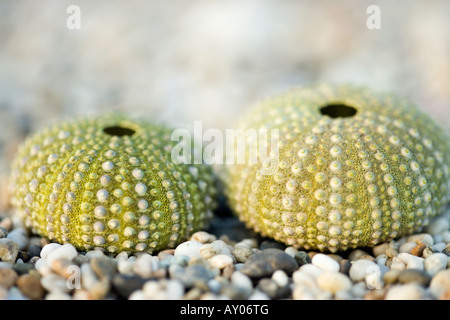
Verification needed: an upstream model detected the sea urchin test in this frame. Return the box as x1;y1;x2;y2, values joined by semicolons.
223;83;450;252
9;114;217;253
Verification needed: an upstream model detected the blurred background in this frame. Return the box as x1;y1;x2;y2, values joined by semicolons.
0;0;449;182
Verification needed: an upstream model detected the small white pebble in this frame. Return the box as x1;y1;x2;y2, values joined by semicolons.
133;253;158;278
40;243;62;259
292;270;316;289
128;290;146;300
84;249;105;260
317;271;352;294
35;258;52;276
408;233;434;246
208;254;233;269
248;290;270;300
45;292;72;300
311;253;340;272
390;257;406;271
232;246;253;263
211;240;233;256
235;239;258;249
174;240;202;260
385;283;425;300
424;253;448;276
199;243;218;260
399;241;417;254
272;270;289;287
298;264;324;280
190;231;216;243
429;269;450;298
231;271;253;295
349;259;377;282
47;243;78;265
118;259;135;275
398;253;424;270
41;273;71;293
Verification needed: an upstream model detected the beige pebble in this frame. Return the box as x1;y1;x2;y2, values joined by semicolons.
190;231;217;244
317;271;352;294
429;269;450;299
232;245;253;263
208;254;233;269
385;283;425;300
408;233;434;246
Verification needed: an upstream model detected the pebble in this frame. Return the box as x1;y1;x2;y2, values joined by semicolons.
132;254;157;278
385;283;425;300
46;244;78;265
443;244;450;256
294;251;312;266
208;254;234;269
272;270;289;287
17;271;45;300
398;253;424;270
170;264;216;288
232;245;253;263
424;253;449;276
230;271;253;297
40;243;61;259
0;267;18;288
0;238;19;263
429;269;450;299
240;249;298;279
411;242;427;256
41;273;71;293
256;278;289;299
311;253;340;272
174;240;202;260
349;259;377;282
399;241;417;254
397;269;431;286
389;257;406;271
190;231;217;244
91;257;118;280
6;227;28;250
0;226;8;238
292;270;316;289
383;269;400;285
408;234;434;246
317;271;352;294
210;240;233;256
298;263;323;280
112;274;146;299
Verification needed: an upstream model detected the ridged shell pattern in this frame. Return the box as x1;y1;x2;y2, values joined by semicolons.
223;84;450;252
9;114;217;253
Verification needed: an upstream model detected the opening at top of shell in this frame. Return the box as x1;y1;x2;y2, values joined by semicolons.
103;126;136;137
320;104;357;118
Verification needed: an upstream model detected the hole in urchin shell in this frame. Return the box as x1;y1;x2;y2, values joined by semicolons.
320;104;357;118
103;126;136;137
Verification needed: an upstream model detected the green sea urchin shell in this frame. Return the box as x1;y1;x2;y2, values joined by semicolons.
9;114;217;253
223;83;450;252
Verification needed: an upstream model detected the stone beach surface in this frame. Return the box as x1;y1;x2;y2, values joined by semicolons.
0;199;449;300
0;0;450;301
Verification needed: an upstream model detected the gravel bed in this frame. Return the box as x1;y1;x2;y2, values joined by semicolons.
0;203;449;300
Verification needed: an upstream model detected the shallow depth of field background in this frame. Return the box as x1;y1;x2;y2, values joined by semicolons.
0;0;449;178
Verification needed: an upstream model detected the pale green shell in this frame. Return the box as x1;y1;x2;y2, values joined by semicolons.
9;114;217;253
223;83;450;252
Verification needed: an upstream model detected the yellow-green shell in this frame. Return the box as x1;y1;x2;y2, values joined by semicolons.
223;84;450;252
9;114;217;253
